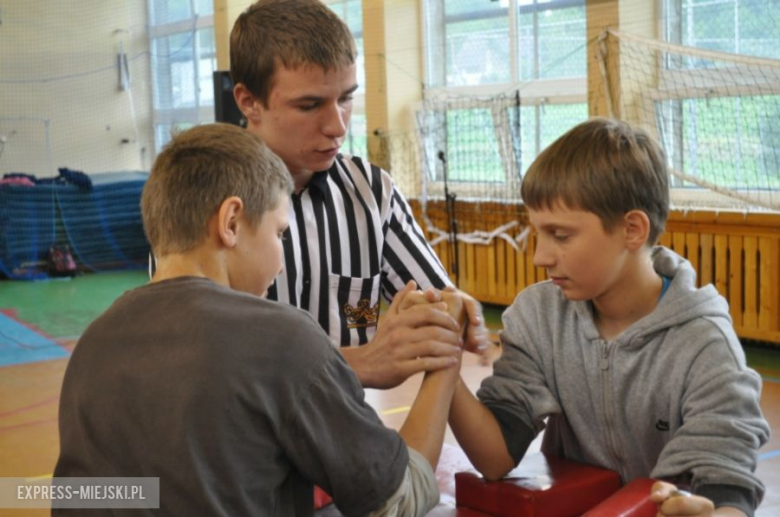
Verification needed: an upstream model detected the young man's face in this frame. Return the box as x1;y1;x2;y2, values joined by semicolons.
232;196;290;298
248;64;358;179
529;203;629;302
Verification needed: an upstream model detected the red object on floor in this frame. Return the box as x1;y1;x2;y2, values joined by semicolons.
314;485;333;510
455;452;622;517
582;478;657;517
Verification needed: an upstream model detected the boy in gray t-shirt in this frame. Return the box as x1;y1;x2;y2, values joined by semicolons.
448;119;769;517
54;123;464;516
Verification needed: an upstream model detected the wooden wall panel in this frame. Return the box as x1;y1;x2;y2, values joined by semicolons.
700;234;714;287
729;235;744;328
744;237;759;330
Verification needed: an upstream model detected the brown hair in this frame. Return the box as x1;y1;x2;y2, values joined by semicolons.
141;123;293;256
230;0;356;106
521;118;670;245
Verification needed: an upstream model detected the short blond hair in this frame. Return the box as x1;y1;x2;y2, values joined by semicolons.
521;118;670;245
141;123;293;256
230;0;357;107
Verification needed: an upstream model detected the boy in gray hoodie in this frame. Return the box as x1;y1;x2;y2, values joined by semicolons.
448;118;770;516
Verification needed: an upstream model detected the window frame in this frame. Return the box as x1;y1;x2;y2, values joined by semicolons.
652;0;780;207
322;0;367;158
147;0;216;152
420;0;588;198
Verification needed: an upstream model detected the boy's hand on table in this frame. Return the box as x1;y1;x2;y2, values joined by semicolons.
650;481;745;517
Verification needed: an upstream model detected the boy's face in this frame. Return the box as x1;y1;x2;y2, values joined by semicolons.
529;204;629;302
247;64;358;179
232;196;290;298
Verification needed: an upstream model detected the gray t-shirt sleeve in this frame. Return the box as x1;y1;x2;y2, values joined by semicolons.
368;447;439;517
278;344;409;517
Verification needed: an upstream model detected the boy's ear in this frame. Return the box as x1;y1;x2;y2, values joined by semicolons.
623;209;651;250
217;196;245;249
233;83;262;124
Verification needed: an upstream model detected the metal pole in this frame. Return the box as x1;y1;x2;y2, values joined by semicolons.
438;150;459;287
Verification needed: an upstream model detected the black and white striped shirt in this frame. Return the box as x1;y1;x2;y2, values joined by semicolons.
267;154;451;347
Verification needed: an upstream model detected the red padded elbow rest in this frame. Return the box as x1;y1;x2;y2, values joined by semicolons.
582;478;657;517
313;485;333;510
455;453;622;517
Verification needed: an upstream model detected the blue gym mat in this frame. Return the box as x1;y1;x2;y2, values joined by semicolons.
0;312;69;367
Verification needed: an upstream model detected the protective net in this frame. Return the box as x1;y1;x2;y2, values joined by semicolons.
0;172;150;279
0;1;216;278
599;29;780;212
377;6;780;251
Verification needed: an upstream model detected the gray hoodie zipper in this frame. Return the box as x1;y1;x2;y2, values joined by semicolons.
599;340;627;480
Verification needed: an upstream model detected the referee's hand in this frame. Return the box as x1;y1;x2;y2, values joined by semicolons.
343;281;462;390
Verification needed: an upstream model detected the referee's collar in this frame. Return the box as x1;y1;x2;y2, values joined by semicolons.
305;155;341;194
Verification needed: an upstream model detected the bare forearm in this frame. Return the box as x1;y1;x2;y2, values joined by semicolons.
449;379;514;480
399;366;459;468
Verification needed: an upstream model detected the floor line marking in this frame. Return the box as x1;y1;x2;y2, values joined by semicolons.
0;417;57;433
0;395;60;419
381;406;411;416
758;449;780;461
24;474;53;482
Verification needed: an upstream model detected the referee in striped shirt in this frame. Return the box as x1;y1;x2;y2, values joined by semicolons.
226;0;489;390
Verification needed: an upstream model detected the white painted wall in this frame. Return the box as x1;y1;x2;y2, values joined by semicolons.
0;0;154;177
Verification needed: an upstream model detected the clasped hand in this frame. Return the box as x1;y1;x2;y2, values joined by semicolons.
349;281;488;389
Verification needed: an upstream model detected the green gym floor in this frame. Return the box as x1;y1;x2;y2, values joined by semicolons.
1;271;779;515
4;270;778;371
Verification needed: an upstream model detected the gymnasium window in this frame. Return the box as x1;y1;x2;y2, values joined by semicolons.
422;0;588;195
664;0;780;60
325;0;368;159
148;0;217;151
659;0;780;196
